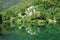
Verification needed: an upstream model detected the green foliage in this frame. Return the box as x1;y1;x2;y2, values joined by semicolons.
0;0;60;40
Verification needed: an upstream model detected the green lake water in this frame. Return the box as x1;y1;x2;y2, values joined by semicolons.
0;23;60;40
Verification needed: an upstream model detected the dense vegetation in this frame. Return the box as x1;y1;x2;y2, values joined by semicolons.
0;0;60;40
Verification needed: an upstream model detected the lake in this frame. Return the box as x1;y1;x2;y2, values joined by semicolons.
0;0;23;11
0;23;60;40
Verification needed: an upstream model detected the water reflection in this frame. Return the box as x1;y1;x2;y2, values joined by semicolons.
1;19;60;40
